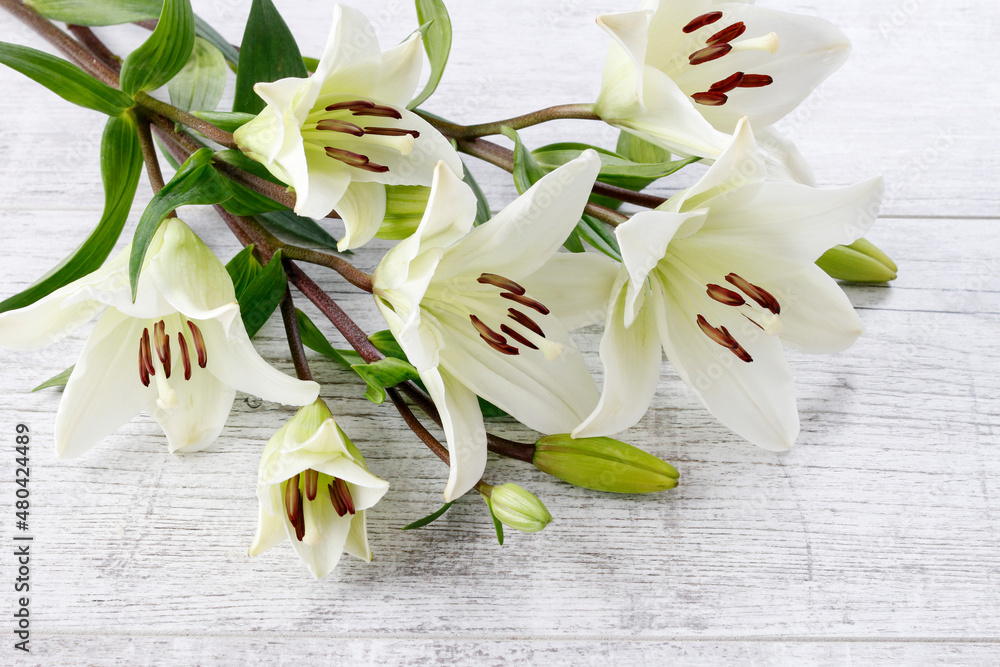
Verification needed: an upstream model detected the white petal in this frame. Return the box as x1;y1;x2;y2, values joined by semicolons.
653;271;800;451
756;127;816;186
200;317;320;406
334;181;387;251
766;264;865;354
519;252;619;330
596;9;653;113
374;251;445;372
342;511;372;562
421;367;487;502
573;279;663;438
248;484;287;557
286;499;353;579
312;5;382;98
54;310;150;458
296;143;352;219
146;358;236;454
436;151;602;282
673;117;764;212
374;32;424;107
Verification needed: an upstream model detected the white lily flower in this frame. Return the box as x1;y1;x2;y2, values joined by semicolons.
0;218;319;457
249;399;389;579
574;119;884;451
594;0;850;163
373;151;616;501
233;4;463;251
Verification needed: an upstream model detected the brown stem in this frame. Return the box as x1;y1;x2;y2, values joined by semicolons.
387;388;449;465
134;92;238;149
420;104;600;139
280;246;372;293
280;287;313;382
135;116;173;209
212;159;297;210
66;25;120;73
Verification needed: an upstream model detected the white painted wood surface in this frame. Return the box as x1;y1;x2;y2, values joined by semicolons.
0;1;998;664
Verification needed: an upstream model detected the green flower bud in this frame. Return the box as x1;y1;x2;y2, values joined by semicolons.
816;238;897;283
534;435;679;494
376;185;431;241
482;483;552;533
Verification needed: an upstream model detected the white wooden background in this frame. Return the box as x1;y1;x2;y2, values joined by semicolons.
1;0;998;664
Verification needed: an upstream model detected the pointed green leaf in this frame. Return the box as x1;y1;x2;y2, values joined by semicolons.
192;111;256;134
409;0;452;109
295;309;355;369
0;42;133;116
532;142;698;184
576;214;622;261
616;130;672;164
129;147;232;300
23;0;161;24
193;14;239;66
368;330;407;361
32;366;74;392
402;501;455;530
168;37;226;112
486;500;504;546
225;245;263;298
461;160;491;226
255;210;342;251
237;250;287;338
0;113;142;313
351;357;421;404
119;0;194;97
233;0;307;114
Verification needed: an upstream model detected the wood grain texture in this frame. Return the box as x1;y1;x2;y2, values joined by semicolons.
0;0;997;664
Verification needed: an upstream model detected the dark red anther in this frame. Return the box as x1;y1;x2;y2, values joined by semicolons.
363;126;420;138
153;320;171;379
470;315;507;346
293;499;306;541
285;473;301;526
697;315;737;349
325;99;375;112
739;74;774;88
689;43;732;66
706;22;746;46
692;92;728;106
325;146;373;167
140;328;156;377
682;11;724;33
316;118;365;136
329;478;355;517
710;72;745;93
707;284;746;307
351;104;402;120
478;273;526;295
507;308;545;338
500;292;550;315
304;468;319;501
725;273;781;314
187;321;208;368
500;324;539;351
177;331;192;381
481;336;520;356
139;347;150;387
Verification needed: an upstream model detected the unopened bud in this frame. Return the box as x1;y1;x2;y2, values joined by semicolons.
817;238;897;283
534;435;679;494
376;185;431;240
481;483;552;533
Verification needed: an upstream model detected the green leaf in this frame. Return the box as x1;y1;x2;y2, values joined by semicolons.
255;210;342;251
351;357;421;404
225;245;262;298
368;330;407;360
409;0;452;109
233;0;307;114
32;366;74;392
23;0;161;24
486;500;504;546
616;130;672;164
402;501;455;530
213;149;283;183
532;142;698;184
501;126;546;195
575;214;621;261
119;0;195;97
0;113;142;313
295;309;354;369
0;42;133;116
194;14;239;66
191;111;256;133
167;37;226;112
461;160;491;226
237;250;287;338
129;147;232;300
220;182;288;217
302;56;320;72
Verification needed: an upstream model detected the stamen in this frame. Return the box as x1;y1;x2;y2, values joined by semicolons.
725;273;781;314
692;92;728;106
139;347;150;387
177;332;192;381
710;72;745;93
683;11;724;33
154;320;171;379
689;43;732;66
325;100;374;112
697;315;753;363
470;315;507;346
325;146;390;173
328;478;356;517
706;22;746;46
140;328;156;377
187;321;208;368
304;468;319;501
500;292;550;315
478;273;526;295
363;126;420;138
351;104;402;119
508;308;545;337
294;497;306;541
500;324;539;351
739;74;774;88
284;473;301;526
730;33;779;56
316;118;365;136
482;336;520;356
707;284;746;307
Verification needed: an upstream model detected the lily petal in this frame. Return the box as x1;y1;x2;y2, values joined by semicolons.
286;498;353;579
342;511;372;562
334;181;387;252
766;264;865;354
145;358;236;454
519;252;619;330
312;4;382;98
421;367;488;502
596;9;653;112
248;484;288;557
373;32;424;107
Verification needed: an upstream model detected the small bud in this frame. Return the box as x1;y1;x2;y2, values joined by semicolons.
376;185;431;241
482;483;552;533
817;238;897;283
534;435;679;494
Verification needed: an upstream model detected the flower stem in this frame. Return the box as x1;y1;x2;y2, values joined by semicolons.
279;287;313;382
135;116;167;195
280;246;371;293
211;159;298;210
420;103;600;139
387;388;450;465
134;92;238;149
66;25;121;73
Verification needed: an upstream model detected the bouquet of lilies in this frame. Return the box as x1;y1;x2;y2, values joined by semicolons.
0;0;895;578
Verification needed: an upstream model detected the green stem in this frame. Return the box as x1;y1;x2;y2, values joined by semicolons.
134;92;238;149
421;103;599;139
